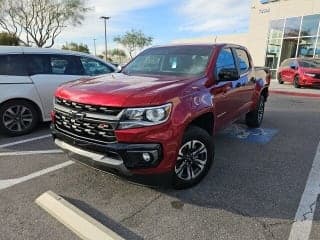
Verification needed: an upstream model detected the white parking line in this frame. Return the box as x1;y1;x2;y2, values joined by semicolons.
36;191;125;240
0;161;74;191
0;150;63;157
288;141;320;240
0;134;51;148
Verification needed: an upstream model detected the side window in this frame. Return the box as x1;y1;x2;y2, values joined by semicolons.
0;55;7;75
80;57;113;76
27;54;51;75
215;48;237;79
0;54;28;76
50;55;84;75
235;48;250;74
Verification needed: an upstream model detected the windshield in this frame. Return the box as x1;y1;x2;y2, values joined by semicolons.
298;59;320;68
122;46;213;76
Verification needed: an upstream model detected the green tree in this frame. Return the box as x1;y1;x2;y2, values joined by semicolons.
0;32;20;45
108;48;127;63
0;0;90;47
62;42;90;53
114;29;153;59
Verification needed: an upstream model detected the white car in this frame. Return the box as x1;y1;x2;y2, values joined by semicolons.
0;46;116;136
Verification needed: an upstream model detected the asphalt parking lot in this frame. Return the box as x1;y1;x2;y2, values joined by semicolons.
0;94;320;240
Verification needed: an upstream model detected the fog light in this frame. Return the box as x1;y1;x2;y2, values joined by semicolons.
142;153;151;162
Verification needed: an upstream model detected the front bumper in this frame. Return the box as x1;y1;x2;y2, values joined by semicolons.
51;126;163;175
301;75;320;87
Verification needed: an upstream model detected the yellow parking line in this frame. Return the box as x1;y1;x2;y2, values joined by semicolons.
35;191;125;240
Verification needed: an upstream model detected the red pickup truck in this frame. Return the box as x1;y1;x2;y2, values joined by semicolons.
51;44;270;189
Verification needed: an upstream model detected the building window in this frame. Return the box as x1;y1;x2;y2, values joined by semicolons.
297;37;317;57
284;17;301;38
265;14;320;78
269;19;285;38
301;14;320;37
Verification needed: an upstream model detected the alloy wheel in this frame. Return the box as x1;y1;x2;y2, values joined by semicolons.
257;98;265;124
2;105;33;132
175;140;208;181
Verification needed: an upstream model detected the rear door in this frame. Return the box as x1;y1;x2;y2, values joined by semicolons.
287;59;298;82
211;47;242;131
26;54;85;119
233;48;255;113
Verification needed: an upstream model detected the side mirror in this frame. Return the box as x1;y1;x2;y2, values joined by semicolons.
290;65;298;70
218;68;239;81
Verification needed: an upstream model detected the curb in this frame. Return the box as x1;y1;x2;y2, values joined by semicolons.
269;90;320;98
35;190;125;240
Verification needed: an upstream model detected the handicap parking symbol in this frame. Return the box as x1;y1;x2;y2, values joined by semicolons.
221;124;278;144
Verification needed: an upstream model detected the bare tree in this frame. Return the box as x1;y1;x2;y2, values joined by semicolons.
114;29;153;59
0;0;90;47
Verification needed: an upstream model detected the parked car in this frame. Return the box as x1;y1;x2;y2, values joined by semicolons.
51;44;270;189
0;46;116;136
277;58;320;88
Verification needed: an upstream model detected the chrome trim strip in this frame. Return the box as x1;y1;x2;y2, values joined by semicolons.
55;139;131;175
55;125;117;144
54;104;124;121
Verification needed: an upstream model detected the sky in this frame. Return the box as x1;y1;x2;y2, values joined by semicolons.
56;0;251;54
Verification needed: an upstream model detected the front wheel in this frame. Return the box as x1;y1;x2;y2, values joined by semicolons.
294;75;301;88
173;126;214;189
245;95;265;128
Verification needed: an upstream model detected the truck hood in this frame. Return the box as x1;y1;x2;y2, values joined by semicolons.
55;73;197;107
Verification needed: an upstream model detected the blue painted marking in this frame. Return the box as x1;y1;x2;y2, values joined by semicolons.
221;123;278;144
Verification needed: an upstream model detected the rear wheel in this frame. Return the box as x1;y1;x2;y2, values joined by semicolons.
0;100;39;136
294;75;301;88
245;95;265;128
278;73;284;84
173;126;214;189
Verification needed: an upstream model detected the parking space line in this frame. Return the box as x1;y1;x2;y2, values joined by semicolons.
288;140;320;240
0;161;73;191
36;191;124;240
0;150;63;157
0;134;51;148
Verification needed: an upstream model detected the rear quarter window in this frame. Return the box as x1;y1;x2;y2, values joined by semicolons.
0;54;28;76
234;48;250;74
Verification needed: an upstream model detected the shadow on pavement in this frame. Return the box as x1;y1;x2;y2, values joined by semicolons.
64;197;143;240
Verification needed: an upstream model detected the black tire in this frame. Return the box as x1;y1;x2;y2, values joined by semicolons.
0;100;39;136
245;95;265;128
172;125;214;189
294;75;301;88
278;73;284;84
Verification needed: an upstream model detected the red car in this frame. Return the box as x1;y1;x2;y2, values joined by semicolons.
51;44;270;189
277;58;320;88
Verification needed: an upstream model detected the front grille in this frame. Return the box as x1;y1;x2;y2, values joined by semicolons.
54;98;123;144
56;97;122;116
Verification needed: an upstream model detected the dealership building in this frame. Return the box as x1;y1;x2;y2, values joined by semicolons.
175;0;320;78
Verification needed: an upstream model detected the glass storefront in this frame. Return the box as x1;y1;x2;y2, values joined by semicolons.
265;14;320;78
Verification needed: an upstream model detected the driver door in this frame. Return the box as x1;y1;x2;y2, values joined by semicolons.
211;47;243;131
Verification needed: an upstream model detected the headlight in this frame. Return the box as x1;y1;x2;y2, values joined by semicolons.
118;103;172;129
305;73;316;77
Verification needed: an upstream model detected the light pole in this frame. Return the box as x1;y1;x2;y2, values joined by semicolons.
93;38;97;56
100;16;110;61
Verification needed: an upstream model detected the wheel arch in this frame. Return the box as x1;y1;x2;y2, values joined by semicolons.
0;98;43;122
187;111;215;136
